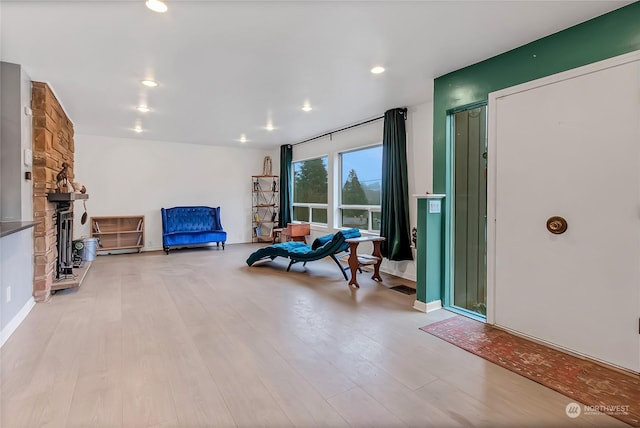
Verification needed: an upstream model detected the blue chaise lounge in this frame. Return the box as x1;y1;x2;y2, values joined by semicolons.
246;228;361;278
161;206;227;254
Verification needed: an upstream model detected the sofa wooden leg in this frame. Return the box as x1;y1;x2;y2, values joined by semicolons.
222;242;225;250
164;247;169;255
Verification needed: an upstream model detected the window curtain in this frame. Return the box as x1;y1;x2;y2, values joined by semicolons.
381;108;413;261
278;144;293;228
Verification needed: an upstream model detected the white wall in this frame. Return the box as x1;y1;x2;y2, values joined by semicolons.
291;100;433;281
1;62;33;221
0;62;35;344
407;101;433;195
73;134;278;250
20;67;33;220
1;228;35;346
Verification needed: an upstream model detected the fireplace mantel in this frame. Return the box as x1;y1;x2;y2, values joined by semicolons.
46;192;89;202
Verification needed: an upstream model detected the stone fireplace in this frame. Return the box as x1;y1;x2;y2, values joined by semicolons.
31;82;75;301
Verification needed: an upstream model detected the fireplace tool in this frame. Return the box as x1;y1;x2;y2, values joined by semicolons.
81;200;88;225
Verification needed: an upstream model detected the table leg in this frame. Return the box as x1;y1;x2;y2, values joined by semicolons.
371;240;383;282
347;241;360;288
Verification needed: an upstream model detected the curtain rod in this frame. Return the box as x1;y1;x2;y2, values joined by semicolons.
293;115;384;146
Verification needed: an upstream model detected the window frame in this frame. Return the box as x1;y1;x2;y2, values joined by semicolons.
338;144;382;233
291;155;329;226
291;202;329;225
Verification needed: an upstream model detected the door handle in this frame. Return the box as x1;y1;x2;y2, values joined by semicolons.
546;216;568;234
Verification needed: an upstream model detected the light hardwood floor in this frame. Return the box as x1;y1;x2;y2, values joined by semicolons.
0;244;626;427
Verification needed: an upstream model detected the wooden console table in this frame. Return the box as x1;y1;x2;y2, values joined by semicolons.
345;236;385;288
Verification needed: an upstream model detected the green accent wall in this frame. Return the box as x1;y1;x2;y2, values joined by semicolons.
416;197;443;304
431;2;640;308
416;199;429;303
434;2;640;192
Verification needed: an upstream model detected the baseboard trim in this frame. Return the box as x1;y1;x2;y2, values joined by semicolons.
413;300;427;312
414;299;442;313
426;300;442;313
0;297;36;349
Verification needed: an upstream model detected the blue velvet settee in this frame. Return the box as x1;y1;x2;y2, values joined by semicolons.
161;206;227;254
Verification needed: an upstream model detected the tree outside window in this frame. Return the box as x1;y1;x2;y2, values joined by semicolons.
340;146;382;231
293;157;328;224
342;169;368;205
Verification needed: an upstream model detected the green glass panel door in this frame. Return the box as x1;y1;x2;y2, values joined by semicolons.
452;106;487;316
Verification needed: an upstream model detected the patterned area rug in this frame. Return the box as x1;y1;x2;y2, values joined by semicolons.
420;315;640;426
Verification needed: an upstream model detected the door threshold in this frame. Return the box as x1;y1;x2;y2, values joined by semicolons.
445;306;486;322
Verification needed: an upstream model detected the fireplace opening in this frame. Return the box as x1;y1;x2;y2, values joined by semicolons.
54;208;74;279
47;192;89;283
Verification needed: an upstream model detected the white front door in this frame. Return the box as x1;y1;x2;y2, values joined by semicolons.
488;52;640;372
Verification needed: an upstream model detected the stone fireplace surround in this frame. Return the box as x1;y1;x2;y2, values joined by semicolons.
31;82;75;302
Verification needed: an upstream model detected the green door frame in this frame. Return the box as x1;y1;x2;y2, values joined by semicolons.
443;102;487;316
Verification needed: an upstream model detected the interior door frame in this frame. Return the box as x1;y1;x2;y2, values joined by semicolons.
486;49;640;325
444;101;487;315
448;105;488;318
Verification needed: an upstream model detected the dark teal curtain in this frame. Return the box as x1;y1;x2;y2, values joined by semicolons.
278;144;293;228
381;108;413;261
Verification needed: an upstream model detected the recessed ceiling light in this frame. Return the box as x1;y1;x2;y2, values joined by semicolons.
136;106;150;113
145;0;168;13
134;126;143;133
239;134;248;143
302;103;312;112
141;80;158;87
370;66;385;74
264;122;275;132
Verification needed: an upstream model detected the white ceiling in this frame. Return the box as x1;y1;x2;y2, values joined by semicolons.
1;1;631;149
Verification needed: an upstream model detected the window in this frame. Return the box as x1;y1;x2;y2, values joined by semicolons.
292;156;328;224
340;145;382;231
